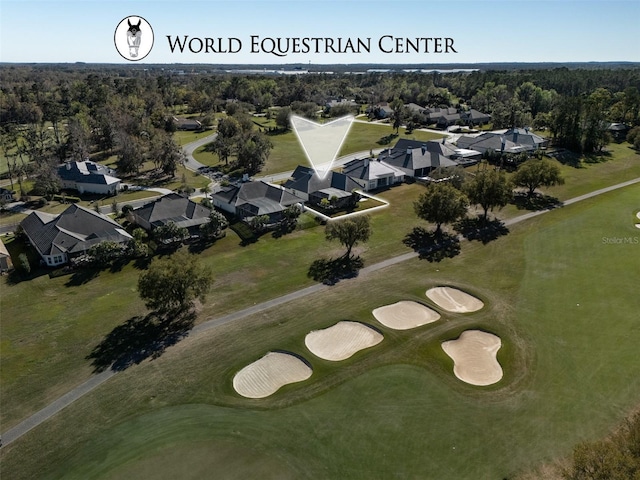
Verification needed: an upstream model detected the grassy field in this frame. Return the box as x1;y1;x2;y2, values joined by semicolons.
1;184;638;479
192;120;445;175
1;141;639;432
0;181;426;431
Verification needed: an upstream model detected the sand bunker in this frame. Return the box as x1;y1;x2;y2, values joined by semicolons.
372;301;441;330
426;287;484;313
233;352;312;399
441;330;503;386
305;321;383;361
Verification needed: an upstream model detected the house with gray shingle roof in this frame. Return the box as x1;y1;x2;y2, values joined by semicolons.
393;139;458;158
436;113;462;129
284;165;362;204
211;181;301;225
131;193;212;235
58;160;121;195
20;204;132;267
341;158;405;191
461;109;491;126
456;128;547;154
377;141;458;178
1;188;16;203
172;116;203;131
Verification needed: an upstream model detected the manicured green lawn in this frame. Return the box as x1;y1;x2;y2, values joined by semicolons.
2;185;638;479
0;211;26;226
0;182;422;431
192;120;446;176
2;134;640;434
338;121;444;156
173;129;216;147
192;145;220;167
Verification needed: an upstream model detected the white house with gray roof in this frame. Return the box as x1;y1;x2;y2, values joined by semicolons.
211;181;301;225
20;204;132;267
341;158;405;191
131;193;211;235
58;160;121;195
377;141;458;178
284;165;362;202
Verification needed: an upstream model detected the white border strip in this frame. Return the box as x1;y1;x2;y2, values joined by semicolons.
303;189;390;222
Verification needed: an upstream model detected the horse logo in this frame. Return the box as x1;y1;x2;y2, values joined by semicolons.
114;16;154;61
126;19;142;57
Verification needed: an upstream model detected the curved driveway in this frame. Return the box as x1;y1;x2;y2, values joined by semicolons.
182;133;217;171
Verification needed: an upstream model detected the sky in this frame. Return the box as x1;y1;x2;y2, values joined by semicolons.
1;0;639;64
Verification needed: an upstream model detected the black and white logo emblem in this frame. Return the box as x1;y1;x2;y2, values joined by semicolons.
114;16;154;61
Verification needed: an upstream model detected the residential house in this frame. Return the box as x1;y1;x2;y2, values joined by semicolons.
378;142;458;177
502;127;548;149
172;116;203;131
392;138;480;164
426;107;458;123
0;237;13;272
607;123;630;141
284;165;361;207
326;98;358;110
436;113;462;129
19;204;132;267
341;158;405;191
405;103;426;115
456;127;547;154
58;160;121;195
0;188;16;203
131;193;212;237
368;102;394;120
211;180;301;225
461;109;491;127
393;139;451;157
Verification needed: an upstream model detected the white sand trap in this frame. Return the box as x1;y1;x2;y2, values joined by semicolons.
441;330;503;386
636;211;640;220
305;321;383;361
426;286;484;313
233;352;312;399
372;301;441;330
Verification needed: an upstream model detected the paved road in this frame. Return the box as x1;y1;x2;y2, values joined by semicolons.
0;132;217;233
182;133;217;172
2;176;638;448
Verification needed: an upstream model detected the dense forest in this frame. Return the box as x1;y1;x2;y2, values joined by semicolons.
1;64;639;196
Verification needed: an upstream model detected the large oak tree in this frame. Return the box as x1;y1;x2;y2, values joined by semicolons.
414;183;469;234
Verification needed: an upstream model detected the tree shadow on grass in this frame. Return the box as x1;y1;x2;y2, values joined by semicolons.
403;227;461;262
65;267;100;287
377;133;399;145
307;255;364;285
512;192;563;211
86;308;196;373
271;222;297;239
454;217;510;244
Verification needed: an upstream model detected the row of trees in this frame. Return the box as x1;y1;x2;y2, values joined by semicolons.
3;66;638;172
205;112;273;174
414;158;564;233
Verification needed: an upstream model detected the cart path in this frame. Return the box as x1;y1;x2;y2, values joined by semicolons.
2;176;639;448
